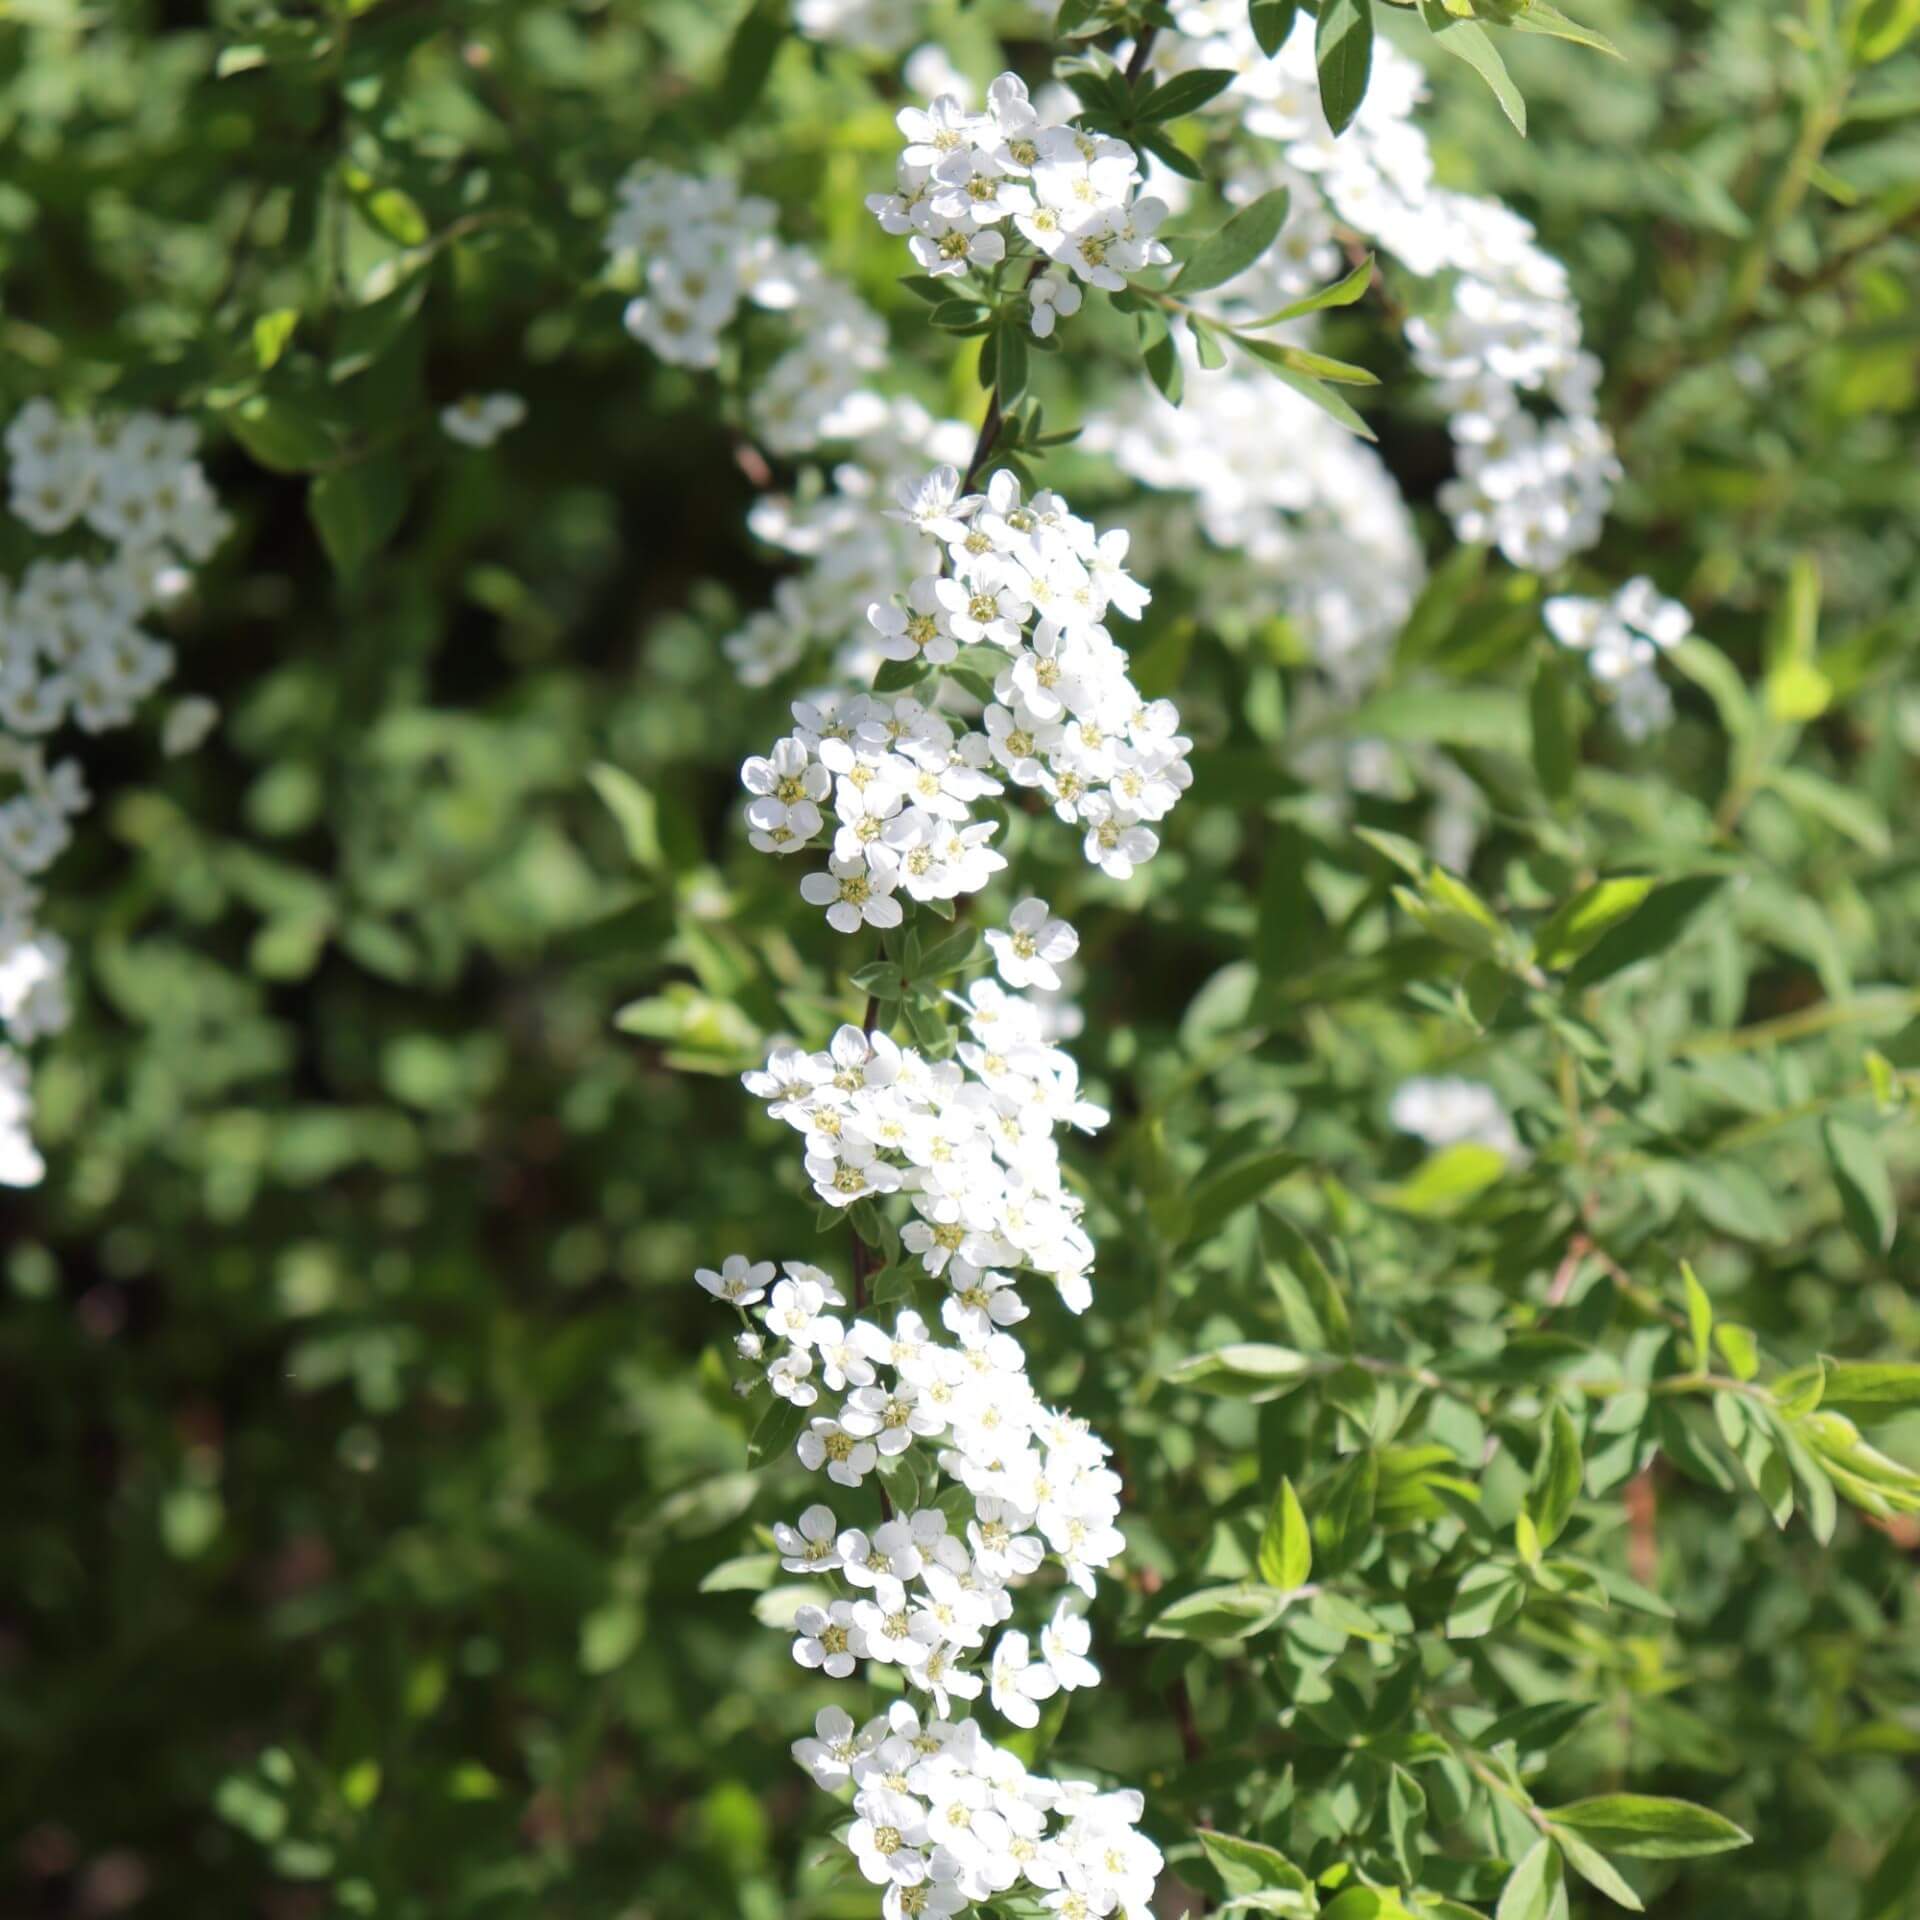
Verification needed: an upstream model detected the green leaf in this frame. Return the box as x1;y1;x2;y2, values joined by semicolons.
1824;1119;1897;1254
1181;1149;1304;1245
1446;1562;1525;1638
1197;1828;1315;1903
1529;649;1581;803
1312;1449;1377;1574
1163;1342;1313;1400
587;764;663;871
1681;1261;1713;1368
1244;253;1375;327
1375;1142;1507;1216
1496;1838;1563;1920
1140;311;1184;406
227;393;339;473
1562;876;1725;989
1813;1362;1920;1424
1552;1833;1642;1911
1862;1805;1920;1920
1505;0;1622;58
1420;5;1526;134
713;0;788;131
1136;66;1239;123
1249;0;1301;58
1260;1208;1353;1354
1258;1477;1313;1589
1176;188;1293;294
1315;0;1375;135
1533;877;1656;971
1238;337;1377;437
746;1392;808;1466
1148;1584;1292;1641
1531;1401;1582;1547
1546;1795;1752;1859
308;456;410;581
252;308;299;370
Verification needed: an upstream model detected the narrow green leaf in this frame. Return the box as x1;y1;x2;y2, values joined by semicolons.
1546;1795;1752;1860
1420;4;1526;134
1681;1262;1713;1368
1136;66;1239;123
1241;253;1375;326
1315;0;1375;135
1496;1837;1563;1920
1824;1119;1897;1254
1552;1833;1643;1911
1532;1401;1582;1547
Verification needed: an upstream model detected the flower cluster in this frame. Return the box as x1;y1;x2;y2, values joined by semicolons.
694;978;1162;1913
1544;577;1691;739
867;74;1170;334
609;165;888;454
1157;3;1619;573
1086;348;1423;695
1;400;230;1187
742;465;1189;926
727;399;976;688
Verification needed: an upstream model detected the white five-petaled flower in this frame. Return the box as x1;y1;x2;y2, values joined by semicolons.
985;897;1079;992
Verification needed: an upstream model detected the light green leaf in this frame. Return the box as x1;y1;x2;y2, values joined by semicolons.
1258;1477;1314;1590
1546;1795;1752;1859
1496;1837;1563;1920
1533;877;1656;971
1420;5;1526;134
1163;1342;1313;1401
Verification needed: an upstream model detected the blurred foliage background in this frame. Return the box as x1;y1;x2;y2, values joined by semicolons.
3;2;1919;1917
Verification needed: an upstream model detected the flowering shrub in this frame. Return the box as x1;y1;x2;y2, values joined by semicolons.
6;3;1920;1919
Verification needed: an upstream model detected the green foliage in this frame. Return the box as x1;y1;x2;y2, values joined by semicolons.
3;1;1920;1918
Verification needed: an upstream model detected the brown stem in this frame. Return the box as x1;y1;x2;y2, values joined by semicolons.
1123;23;1160;85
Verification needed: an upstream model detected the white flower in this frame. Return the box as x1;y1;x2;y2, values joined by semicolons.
799;1416;881;1487
793;1704;867;1788
985;898;1079;992
1040;1597;1101;1690
695;1253;774;1306
850;1787;933;1886
990;1629;1061;1728
792;1598;868;1677
1029;271;1083;339
774;1503;843;1574
801;856;905;934
440;392;527;448
1078;793;1158;880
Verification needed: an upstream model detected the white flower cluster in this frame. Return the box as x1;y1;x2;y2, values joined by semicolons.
728;399;977;688
1086;350;1423;694
1;400;230;1187
867;75;1169;335
1544;577;1690;740
1159;3;1619;574
609;165;888;454
1390;1074;1522;1160
741;466;1189;923
692;984;1162;1914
